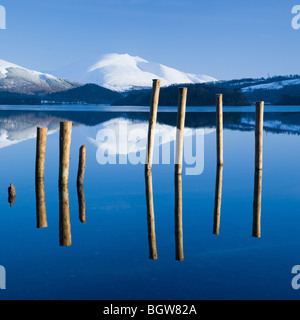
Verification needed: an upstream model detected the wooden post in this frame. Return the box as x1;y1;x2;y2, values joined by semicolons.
77;183;86;224
59;122;72;185
253;102;264;237
145;171;158;260
255;102;264;170
175;87;187;175
213;165;223;235
59;183;72;246
146;79;161;171
175;174;184;261
35;127;48;228
8;183;16;207
253;169;262;238
36;178;48;228
216;94;224;166
77;145;86;185
36;127;48;179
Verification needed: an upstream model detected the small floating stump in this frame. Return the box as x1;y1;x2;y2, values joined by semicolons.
146;79;161;171
8;183;16;207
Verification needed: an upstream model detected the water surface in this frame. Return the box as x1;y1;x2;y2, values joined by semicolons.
0;106;299;300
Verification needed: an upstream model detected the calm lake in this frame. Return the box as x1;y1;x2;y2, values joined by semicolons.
0;105;300;300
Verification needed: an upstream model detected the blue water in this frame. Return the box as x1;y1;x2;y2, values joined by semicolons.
0;106;300;300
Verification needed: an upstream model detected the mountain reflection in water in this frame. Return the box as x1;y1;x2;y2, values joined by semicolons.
0;109;300;149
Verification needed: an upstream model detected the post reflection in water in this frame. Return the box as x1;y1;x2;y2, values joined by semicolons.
59;183;72;247
253;169;263;238
77;183;86;224
77;144;86;224
213;165;223;235
175;174;184;261
145;171;158;260
35;178;48;228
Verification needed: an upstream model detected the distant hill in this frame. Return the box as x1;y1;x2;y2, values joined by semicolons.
0;91;41;105
241;83;300;105
0;84;122;105
217;75;300;105
1;73;300;106
113;83;250;106
43;84;123;104
276;86;300;105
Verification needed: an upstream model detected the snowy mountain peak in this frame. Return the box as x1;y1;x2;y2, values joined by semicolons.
56;53;218;92
88;53;147;72
0;59;79;94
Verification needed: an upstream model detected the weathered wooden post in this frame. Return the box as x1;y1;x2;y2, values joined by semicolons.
36;127;48;179
59;183;72;246
175;174;184;261
35;127;48;228
213;164;223;235
255;102;264;170
77;183;86;224
59;122;72;185
216;94;224;166
175;87;187;175
146;79;161;171
145;171;158;260
77;145;86;185
253;101;264;238
35;178;48;228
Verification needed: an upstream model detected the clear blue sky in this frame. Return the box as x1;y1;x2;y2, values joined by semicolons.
0;0;299;80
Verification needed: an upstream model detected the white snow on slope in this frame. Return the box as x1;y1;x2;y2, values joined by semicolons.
55;53;218;92
0;59;79;94
242;79;300;92
0;59;23;78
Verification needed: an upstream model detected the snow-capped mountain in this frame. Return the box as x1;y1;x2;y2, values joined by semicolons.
54;53;217;92
0;59;79;94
